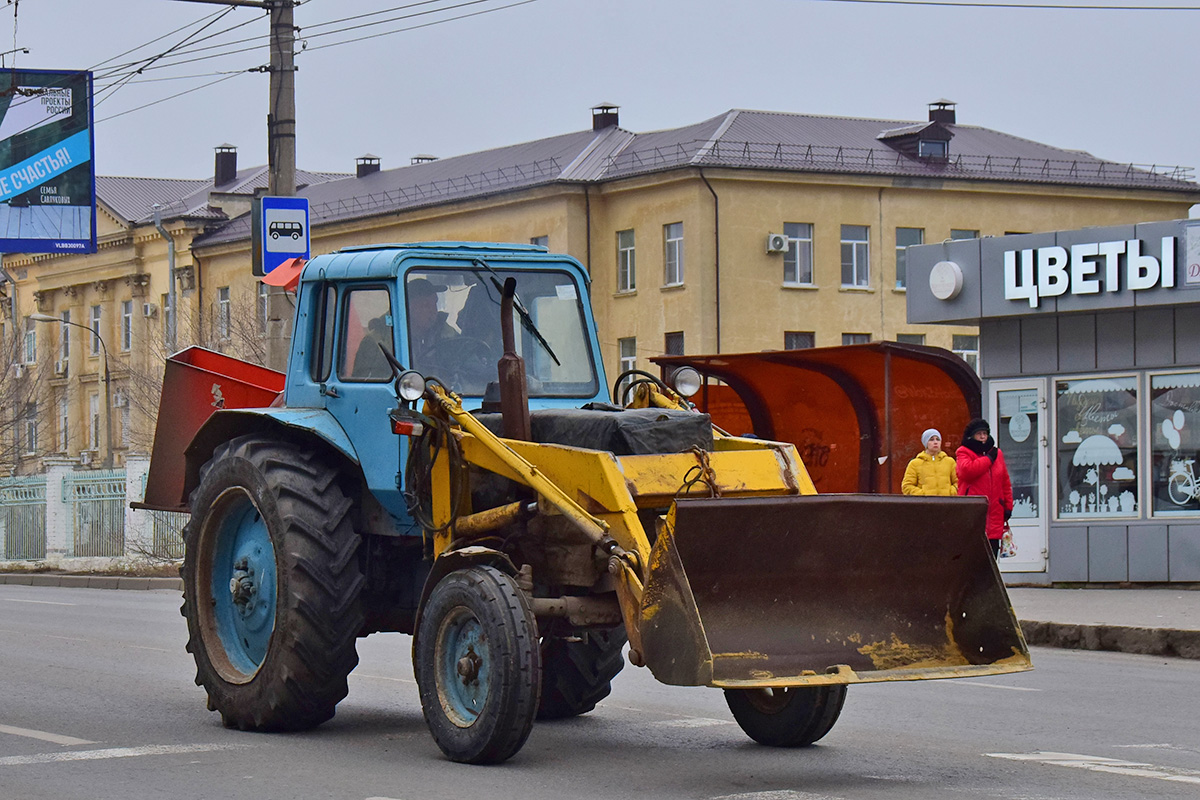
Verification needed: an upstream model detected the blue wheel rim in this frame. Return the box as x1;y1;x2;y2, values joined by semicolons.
436;607;491;727
209;491;277;677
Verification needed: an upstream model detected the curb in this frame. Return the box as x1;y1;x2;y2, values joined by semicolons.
0;573;182;591
1020;619;1200;660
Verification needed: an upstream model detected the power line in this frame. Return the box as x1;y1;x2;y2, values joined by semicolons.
95;71;246;124
301;0;542;53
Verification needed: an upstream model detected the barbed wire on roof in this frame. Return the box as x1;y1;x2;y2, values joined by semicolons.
304;156;564;223
601;139;1196;188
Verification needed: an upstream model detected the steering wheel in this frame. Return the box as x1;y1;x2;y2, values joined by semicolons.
427;336;496;393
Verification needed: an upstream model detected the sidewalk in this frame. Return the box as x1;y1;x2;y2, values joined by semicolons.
1008;586;1200;660
3;573;1199;659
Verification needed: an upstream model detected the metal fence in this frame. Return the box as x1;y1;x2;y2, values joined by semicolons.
151;510;188;559
65;470;126;558
0;475;47;560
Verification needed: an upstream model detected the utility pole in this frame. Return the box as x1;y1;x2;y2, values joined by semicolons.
265;0;297;371
173;1;296;371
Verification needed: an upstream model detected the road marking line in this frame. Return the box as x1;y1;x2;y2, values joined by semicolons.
127;645;174;653
3;598;76;606
653;717;734;728
712;791;843;800
0;743;249;766
351;672;416;685
947;681;1040;692
0;724;95;746
987;752;1200;785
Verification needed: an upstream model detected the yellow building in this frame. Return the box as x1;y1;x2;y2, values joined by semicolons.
3;102;1197;473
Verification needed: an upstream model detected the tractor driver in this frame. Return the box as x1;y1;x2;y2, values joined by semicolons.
406;277;459;376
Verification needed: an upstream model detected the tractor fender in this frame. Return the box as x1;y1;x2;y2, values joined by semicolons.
412;546;519;652
183;408;361;505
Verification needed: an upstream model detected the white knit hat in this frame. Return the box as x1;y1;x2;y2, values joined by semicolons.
921;429;941;448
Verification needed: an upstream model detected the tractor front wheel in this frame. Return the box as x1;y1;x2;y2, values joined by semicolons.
724;685;847;747
415;566;540;764
181;435;364;731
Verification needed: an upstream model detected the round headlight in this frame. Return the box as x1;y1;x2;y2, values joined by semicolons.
397;370;427;402
670;366;702;398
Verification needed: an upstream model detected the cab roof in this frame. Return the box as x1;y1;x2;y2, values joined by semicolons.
298;241;590;285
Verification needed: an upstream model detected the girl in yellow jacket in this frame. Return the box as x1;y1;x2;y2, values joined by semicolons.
902;429;958;496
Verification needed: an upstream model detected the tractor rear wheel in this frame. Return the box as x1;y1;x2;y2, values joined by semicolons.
537;627;626;719
724;685;847;747
181;435;364;731
415;566;540;764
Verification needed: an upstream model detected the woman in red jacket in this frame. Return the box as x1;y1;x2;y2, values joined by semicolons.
956;418;1014;558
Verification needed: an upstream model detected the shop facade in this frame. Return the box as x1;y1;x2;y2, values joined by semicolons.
907;219;1200;584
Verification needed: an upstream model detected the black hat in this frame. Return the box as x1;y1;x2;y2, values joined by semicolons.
407;277;445;297
963;418;990;440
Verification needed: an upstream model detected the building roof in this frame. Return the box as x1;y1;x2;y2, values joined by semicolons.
99;165;349;226
101;107;1196;249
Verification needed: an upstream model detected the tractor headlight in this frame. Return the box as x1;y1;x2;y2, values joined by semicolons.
670;367;702;398
397;370;427;402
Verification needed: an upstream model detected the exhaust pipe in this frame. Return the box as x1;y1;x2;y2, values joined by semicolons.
498;277;531;441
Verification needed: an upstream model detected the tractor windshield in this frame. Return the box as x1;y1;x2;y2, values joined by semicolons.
403;268;598;398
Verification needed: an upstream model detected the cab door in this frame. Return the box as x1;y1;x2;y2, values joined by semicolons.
989;380;1048;573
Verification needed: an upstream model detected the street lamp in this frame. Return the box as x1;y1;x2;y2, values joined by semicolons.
30;312;112;469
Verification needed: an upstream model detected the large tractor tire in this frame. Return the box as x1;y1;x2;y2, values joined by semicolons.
181;435;364;731
415;566;540;764
724;685;847;747
537;627;626;720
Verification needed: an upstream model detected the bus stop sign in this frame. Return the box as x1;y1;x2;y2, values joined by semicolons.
252;195;310;276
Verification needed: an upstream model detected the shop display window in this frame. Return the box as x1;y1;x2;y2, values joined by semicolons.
1151;372;1200;516
1055;376;1139;519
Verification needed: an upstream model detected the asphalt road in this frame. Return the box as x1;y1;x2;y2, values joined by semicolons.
2;584;1199;800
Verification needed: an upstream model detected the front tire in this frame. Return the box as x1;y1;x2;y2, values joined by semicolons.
724;685;847;747
415;566;540;764
181;435;364;731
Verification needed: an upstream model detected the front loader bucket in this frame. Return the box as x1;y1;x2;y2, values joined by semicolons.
639;494;1030;687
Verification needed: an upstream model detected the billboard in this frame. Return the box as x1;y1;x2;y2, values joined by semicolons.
0;69;96;254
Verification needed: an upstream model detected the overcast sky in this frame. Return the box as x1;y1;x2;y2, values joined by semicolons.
12;0;1200;199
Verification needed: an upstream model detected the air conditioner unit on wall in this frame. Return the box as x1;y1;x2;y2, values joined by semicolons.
112;391;128;408
12;363;24;378
143;302;157;318
54;359;66;376
766;233;789;254
79;450;93;466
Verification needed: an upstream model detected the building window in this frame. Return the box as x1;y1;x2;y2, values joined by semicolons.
952;334;979;372
895;227;923;289
23;317;35;364
22;403;37;454
88;393;100;450
840;225;869;288
60;310;70;362
784;331;815;350
618;337;637;374
530;235;548;248
617;229;636;293
59;396;69;452
663;222;683;287
217;286;231;339
121;300;133;351
1055;376;1139;519
783;223;814;286
258;283;270;334
951;229;979;240
918;140;947;158
896;333;925;345
1151;372;1200;516
842;333;870;345
90;305;101;356
664;331;684;356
